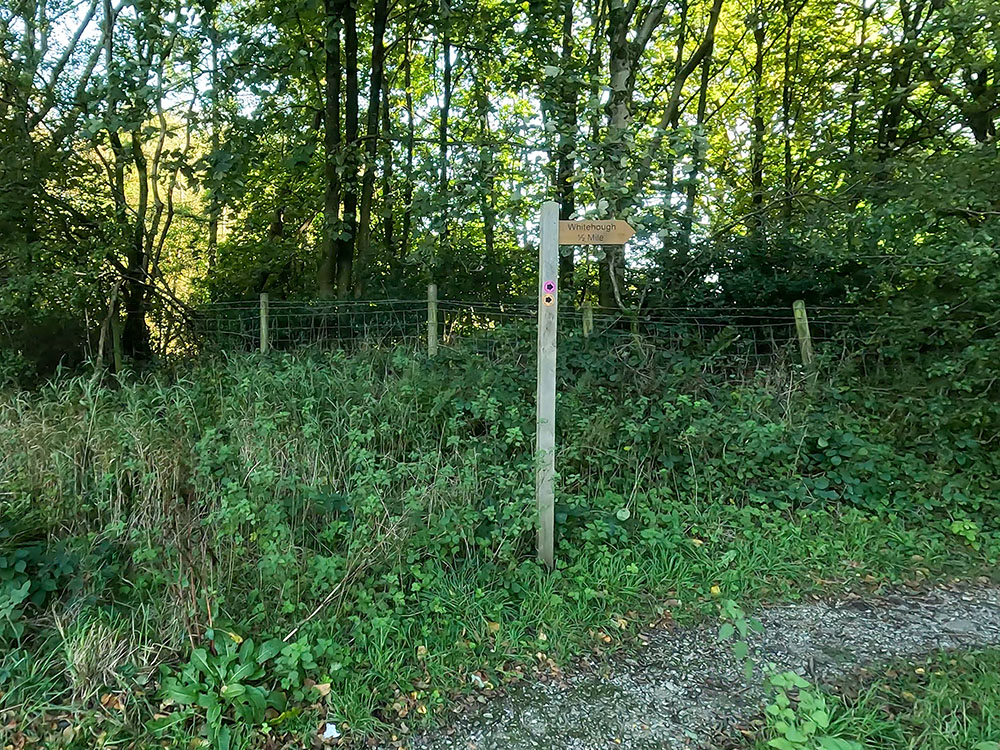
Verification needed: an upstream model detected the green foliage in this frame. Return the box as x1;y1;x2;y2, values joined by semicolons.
0;535;79;646
718;598;763;682
152;633;285;749
762;671;861;750
752;650;1000;750
0;340;998;744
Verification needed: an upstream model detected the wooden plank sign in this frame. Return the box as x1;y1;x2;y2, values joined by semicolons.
558;220;635;245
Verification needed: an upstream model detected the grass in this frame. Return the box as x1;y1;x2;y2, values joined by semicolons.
0;342;998;748
752;650;1000;750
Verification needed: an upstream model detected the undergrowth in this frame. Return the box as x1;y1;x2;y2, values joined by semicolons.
1;334;998;748
752;650;1000;750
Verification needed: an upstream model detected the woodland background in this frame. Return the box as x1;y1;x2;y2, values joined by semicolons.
1;0;997;378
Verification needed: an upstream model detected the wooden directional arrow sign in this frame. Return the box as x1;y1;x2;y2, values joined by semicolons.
558;220;636;245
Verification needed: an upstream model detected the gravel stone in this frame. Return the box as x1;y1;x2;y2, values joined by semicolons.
406;584;1000;750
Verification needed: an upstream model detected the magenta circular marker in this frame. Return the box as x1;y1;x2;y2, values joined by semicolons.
543;280;557;294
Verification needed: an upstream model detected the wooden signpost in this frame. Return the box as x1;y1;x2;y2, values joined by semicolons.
536;205;635;569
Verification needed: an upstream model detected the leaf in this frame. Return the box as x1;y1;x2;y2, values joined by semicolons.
206;698;222;729
146;710;192;734
267;689;288;711
817;738;863;750
812;709;831;728
767;739;798;750
255;639;283;664
164;682;200;706
238;638;254;663
733;641;749;659
245;686;267;721
220;683;246;699
190;648;211;676
718;623;735;641
229;661;257;684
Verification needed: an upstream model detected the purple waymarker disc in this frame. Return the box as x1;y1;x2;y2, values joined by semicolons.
543;280;557;293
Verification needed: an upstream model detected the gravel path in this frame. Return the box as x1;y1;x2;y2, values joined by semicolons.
407;584;1000;750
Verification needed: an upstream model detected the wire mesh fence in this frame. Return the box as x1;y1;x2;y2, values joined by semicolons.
192;295;889;378
196;299;428;353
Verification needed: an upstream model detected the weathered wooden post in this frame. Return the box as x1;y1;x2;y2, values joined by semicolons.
792;299;815;379
111;314;124;373
582;301;594;338
536;202;559;570
534;214;635;570
427;283;439;357
259;293;270;354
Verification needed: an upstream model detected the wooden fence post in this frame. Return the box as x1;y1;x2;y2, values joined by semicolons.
582;301;593;338
111;314;124;373
260;293;270;354
792;299;815;375
427;283;438;357
536;201;559;570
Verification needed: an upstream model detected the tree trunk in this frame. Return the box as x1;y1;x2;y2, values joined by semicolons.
437;1;452;273
781;0;794;226
474;74;497;294
352;0;388;297
381;74;395;268
555;0;577;294
318;0;342;298
336;0;359;297
207;8;220;269
749;10;766;239
598;0;633;308
876;0;929;160
660;0;688;260
680;46;713;260
401;31;415;266
122;131;151;359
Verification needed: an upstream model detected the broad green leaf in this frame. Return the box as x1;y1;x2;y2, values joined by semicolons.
221;683;247;699
812;709;831;729
256;638;284;664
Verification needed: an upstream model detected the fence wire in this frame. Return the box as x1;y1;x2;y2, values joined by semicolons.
193;296;896;378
